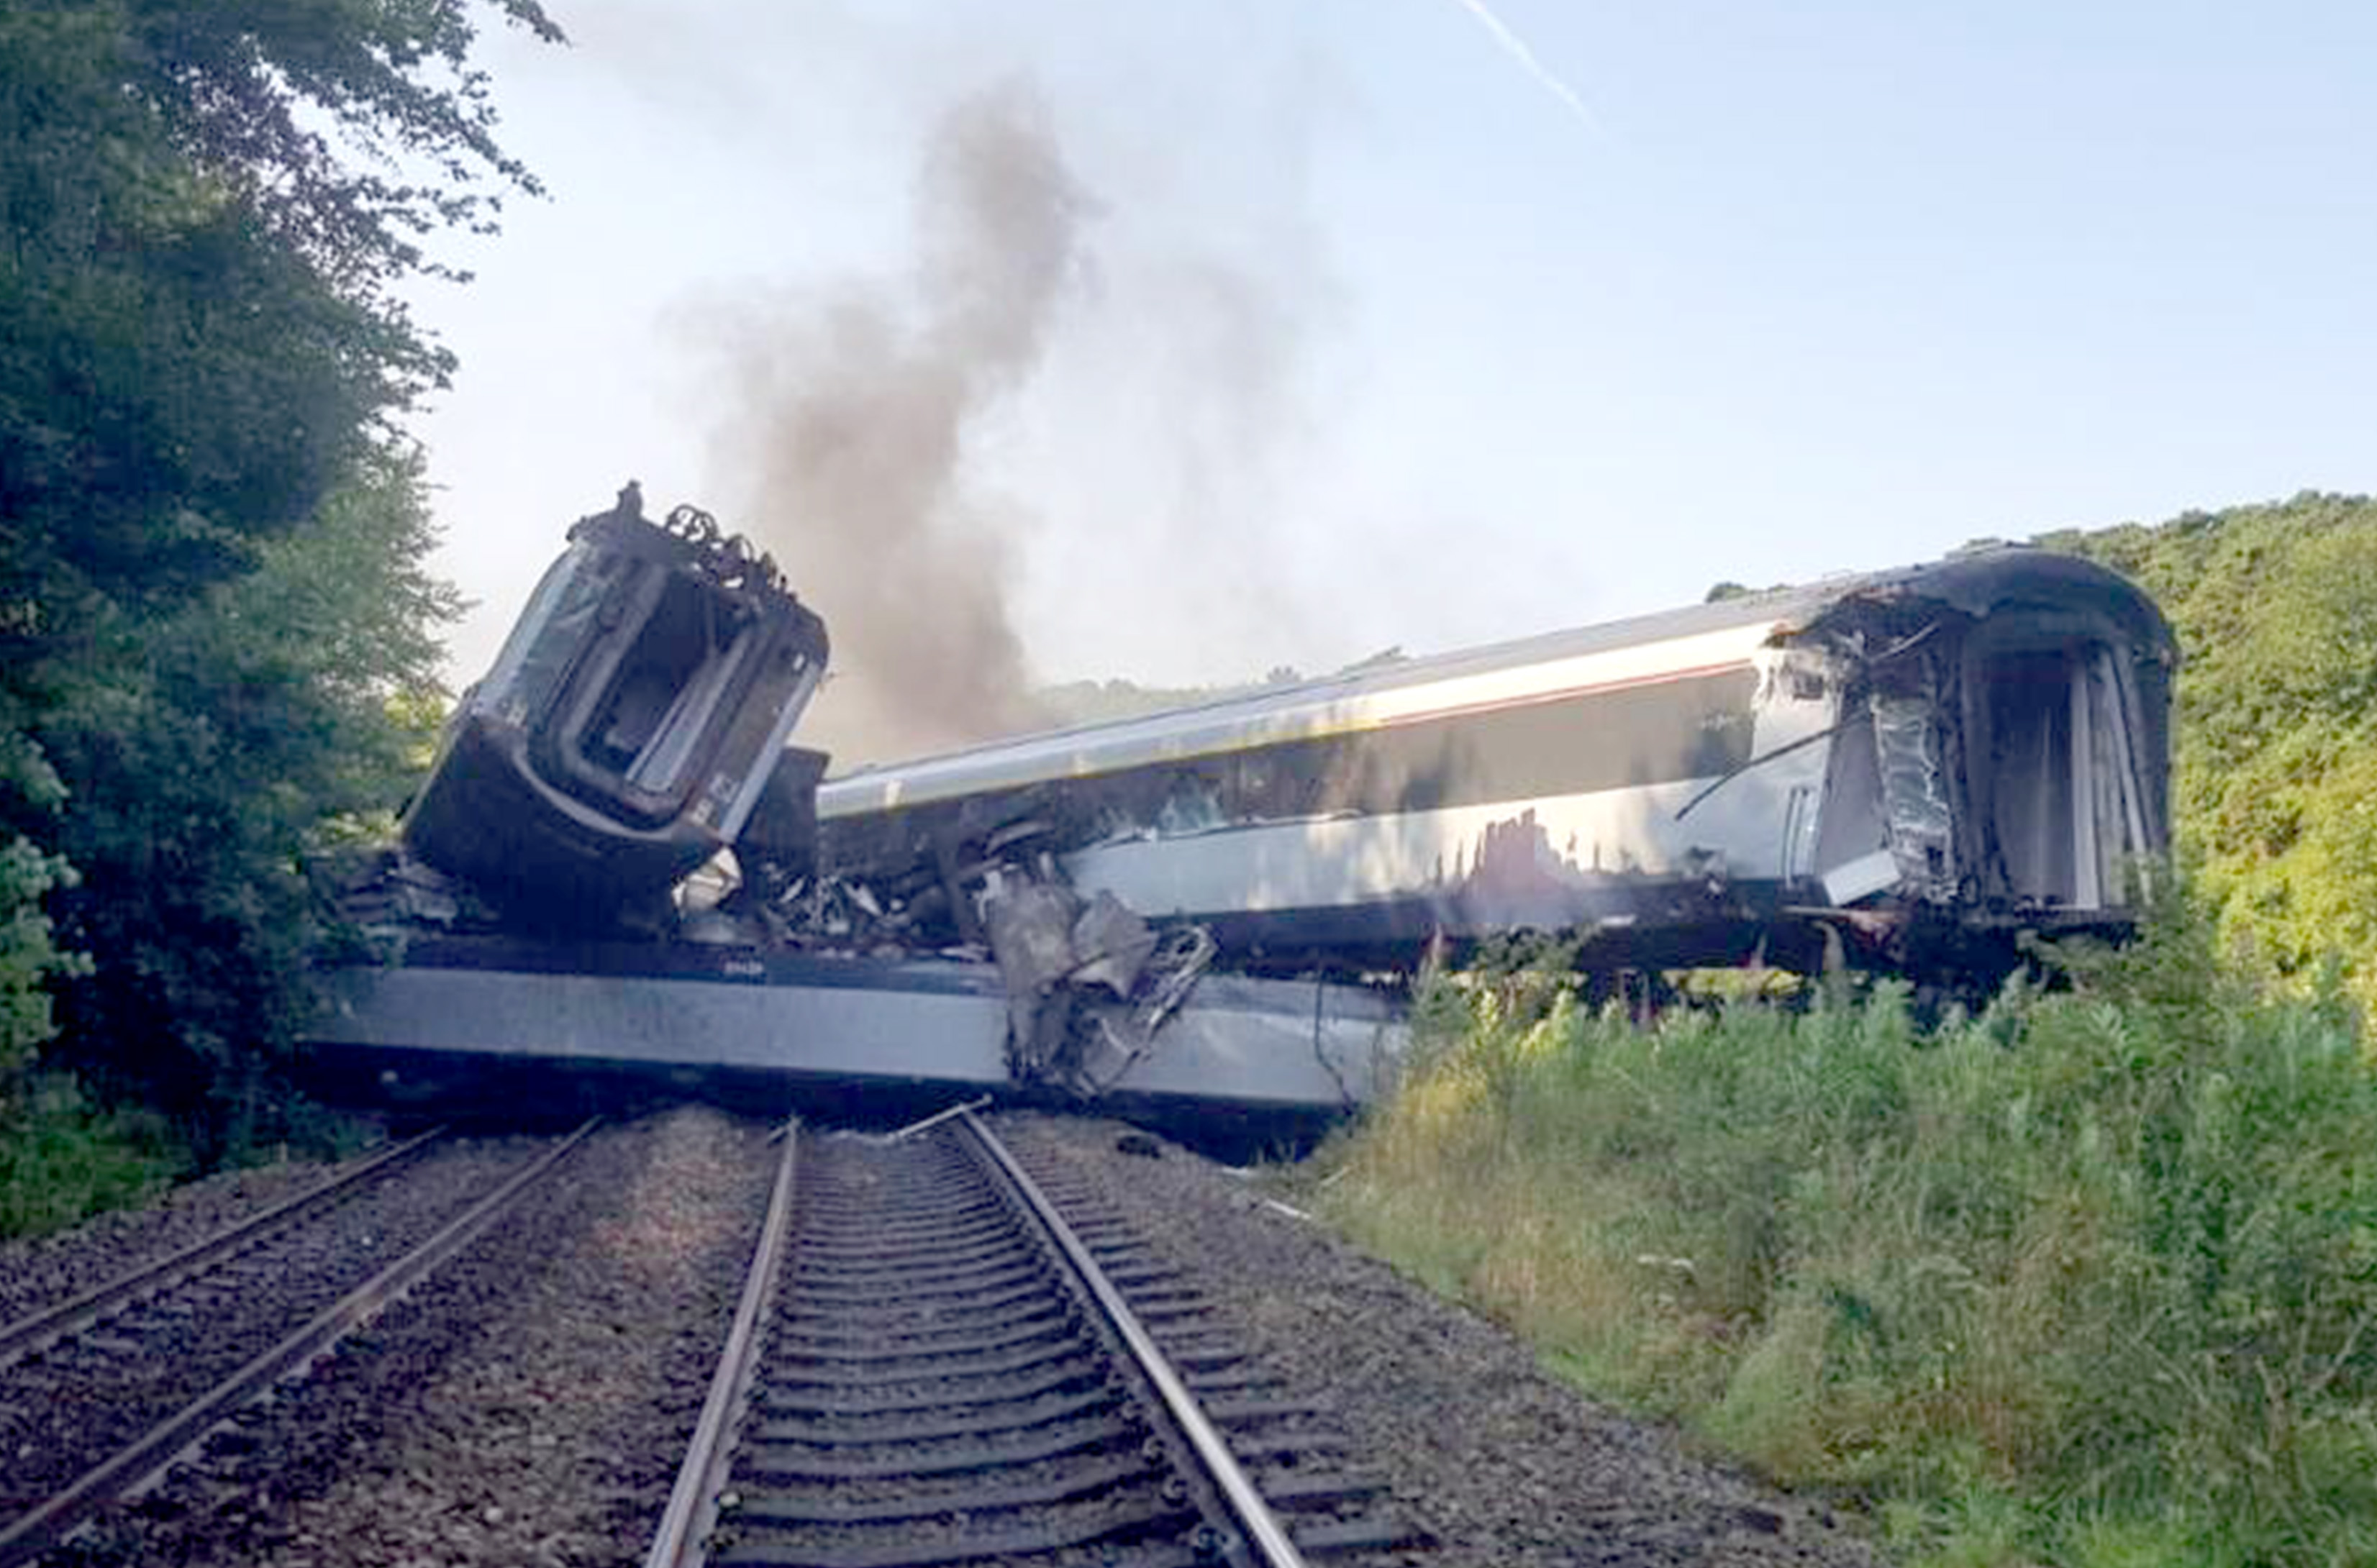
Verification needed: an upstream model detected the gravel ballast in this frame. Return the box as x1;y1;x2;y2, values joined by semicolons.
1;1133;553;1510
76;1106;776;1568
0;1148;373;1330
1001;1111;1881;1568
30;1101;1881;1567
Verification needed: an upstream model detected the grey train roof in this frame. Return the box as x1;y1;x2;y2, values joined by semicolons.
821;548;2173;795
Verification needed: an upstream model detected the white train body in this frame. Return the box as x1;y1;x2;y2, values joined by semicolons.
817;550;2173;972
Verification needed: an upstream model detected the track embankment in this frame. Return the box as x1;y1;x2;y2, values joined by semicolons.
62;1108;775;1568
8;1106;1878;1567
1000;1113;1878;1568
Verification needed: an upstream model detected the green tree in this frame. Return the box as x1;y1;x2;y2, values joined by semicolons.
2041;493;2377;1014
1;0;554;1163
2;0;559;613
37;453;460;1152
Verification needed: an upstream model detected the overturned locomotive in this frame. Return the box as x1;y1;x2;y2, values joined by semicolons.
399;488;830;931
817;548;2176;978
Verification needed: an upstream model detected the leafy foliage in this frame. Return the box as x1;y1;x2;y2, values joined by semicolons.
37;454;459;1156
1;0;558;611
1032;676;1245;728
0;0;547;1182
0;1077;171;1238
1324;911;2377;1567
115;0;563;293
0;690;84;1081
2037;493;2377;1013
0;837;85;1080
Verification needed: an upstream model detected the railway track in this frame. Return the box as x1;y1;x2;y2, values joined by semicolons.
0;1121;598;1566
649;1110;1417;1568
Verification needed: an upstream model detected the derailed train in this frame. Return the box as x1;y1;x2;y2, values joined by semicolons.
337;499;2173;1117
396;487;830;931
816;549;2176;980
345;488;1413;1116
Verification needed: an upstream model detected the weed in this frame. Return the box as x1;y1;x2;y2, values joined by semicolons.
1319;902;2377;1566
0;1075;175;1237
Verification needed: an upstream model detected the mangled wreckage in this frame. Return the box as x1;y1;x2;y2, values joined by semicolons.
324;520;2171;1117
814;548;2175;983
333;488;1395;1116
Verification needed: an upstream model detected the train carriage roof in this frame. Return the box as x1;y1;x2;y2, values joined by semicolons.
819;549;2171;813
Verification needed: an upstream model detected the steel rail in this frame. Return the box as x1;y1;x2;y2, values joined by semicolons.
0;1118;600;1568
0;1124;447;1369
643;1118;802;1568
956;1111;1309;1568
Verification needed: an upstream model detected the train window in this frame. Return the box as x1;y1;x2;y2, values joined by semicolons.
1871;690;1955;895
1812;701;1889;893
1155;772;1227;834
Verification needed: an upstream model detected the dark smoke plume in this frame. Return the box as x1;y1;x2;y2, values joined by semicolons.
709;83;1090;766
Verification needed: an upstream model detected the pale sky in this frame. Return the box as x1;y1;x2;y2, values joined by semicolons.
407;0;2376;706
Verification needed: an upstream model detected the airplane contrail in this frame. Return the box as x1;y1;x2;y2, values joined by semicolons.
1439;0;1606;137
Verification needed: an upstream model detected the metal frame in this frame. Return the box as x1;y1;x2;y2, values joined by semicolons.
643;1120;802;1568
957;1111;1309;1567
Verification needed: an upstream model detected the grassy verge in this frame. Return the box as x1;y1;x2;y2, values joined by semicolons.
1313;919;2377;1567
0;1075;176;1239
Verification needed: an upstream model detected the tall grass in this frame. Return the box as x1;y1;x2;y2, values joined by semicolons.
1318;917;2377;1566
0;1077;172;1238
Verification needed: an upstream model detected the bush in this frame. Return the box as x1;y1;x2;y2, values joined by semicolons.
1319;911;2377;1566
0;1077;173;1238
0;833;86;1081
